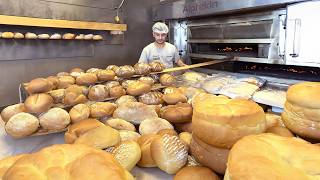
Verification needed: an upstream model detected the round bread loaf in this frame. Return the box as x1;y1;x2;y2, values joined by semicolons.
86;68;101;74
193;95;266;148
150;134;188;174
157;129;178;137
126;81;151;96
2;32;14;38
70;67;84;73
111;140;141;171
69;104;90;123
121;80;136;89
14;32;24;39
160;103;192;123
46;76;60;89
163;87;182;94
70;72;83;78
64;118;104;143
149;61;165;72
174;166;220;180
24;93;53;114
57;72;70;77
137;134;160;167
0;144;134;180
106;118;136;132
97;69;115;81
115;65;135;78
75;125;120;149
106;65;119;72
113;102;158;124
26;78;53;94
119;130;141;142
90;102;117;118
282;82;320;140
190;134;229;174
162;92;188;105
109;85;126;98
1;103;26;122
76;73;98;86
65;85;89;95
160;74;176;86
139;76;155;86
139;118;174;135
5;112;39;138
88;85;109;101
63;92;88;106
226;133;320;180
39;108;70;130
115;95;137;106
139;91;163;105
48;89;66;103
179;86;206;100
266;126;294;137
134;63;151;75
57;76;75;89
105;81;120;89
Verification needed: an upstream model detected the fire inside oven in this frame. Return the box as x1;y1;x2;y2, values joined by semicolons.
190;43;265;58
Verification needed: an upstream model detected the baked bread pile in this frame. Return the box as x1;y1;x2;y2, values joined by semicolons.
0;144;134;179
191;93;267;174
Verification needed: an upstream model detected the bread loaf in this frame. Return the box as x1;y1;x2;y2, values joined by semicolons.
93;35;103;40
126;81;151;96
119;130;141;142
76;73;98;86
157;129;178;137
115;65;135;78
139;118;174;135
64;118;104;143
162;92;188;105
5;112;39;138
24;93;53;114
13;32;24;39
111;140;141;171
106;118;136;131
106;65;119;72
149;61;165;72
160;103;192;123
88;85;109;101
39;107;70;130
65;85;89;95
134;63;151;75
0;144;134;179
63;33;75;39
113;102;158;124
57;76;75;89
151;134;188;174
139;76;155;86
90;102;117;119
63;92;88;106
25;32;37;39
50;33;61;39
48;89;66;103
69;104;90;123
1;103;26;123
115;95;137;106
137;134;160;167
97;69;115;81
75;125;120;149
46;76;60;89
37;33;50;39
139;91;164;105
109;85;126;98
25;78;53;94
160;74;176;86
1;32;14;39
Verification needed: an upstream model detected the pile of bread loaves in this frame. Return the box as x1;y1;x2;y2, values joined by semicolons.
1;67;320;179
0;32;104;40
0;62;178;138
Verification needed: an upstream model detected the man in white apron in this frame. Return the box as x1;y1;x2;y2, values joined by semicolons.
139;22;187;68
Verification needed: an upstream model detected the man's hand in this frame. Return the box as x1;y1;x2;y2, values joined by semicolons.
176;59;188;67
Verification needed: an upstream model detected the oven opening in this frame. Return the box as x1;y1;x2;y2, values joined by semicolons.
190;43;268;58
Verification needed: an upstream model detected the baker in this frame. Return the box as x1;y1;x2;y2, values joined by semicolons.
138;22;187;68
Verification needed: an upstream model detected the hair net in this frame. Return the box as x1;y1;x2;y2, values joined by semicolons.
152;22;169;34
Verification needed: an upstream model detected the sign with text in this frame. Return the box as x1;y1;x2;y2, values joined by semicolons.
183;0;219;16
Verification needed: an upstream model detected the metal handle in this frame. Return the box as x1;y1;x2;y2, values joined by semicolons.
289;19;301;57
278;14;286;58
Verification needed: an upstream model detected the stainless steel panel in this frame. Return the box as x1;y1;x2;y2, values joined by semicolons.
153;0;306;20
285;1;320;67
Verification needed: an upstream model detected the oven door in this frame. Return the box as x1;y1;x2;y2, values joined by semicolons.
285;1;320;67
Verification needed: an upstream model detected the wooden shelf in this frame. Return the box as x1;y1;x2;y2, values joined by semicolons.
0;15;127;31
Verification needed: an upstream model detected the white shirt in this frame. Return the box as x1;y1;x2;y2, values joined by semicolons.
139;42;180;68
